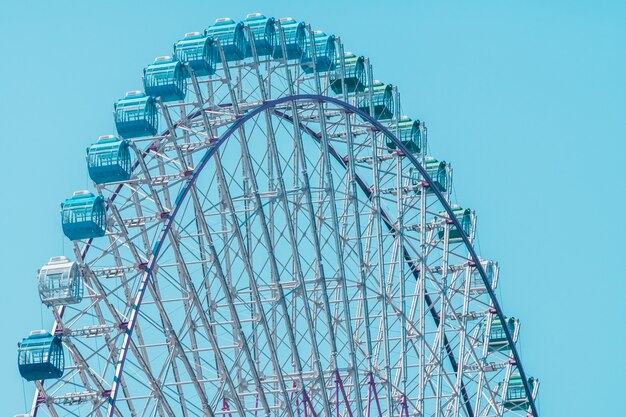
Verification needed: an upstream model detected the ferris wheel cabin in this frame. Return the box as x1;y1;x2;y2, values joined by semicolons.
207;18;245;62
38;256;84;307
425;158;449;192
114;91;158;139
503;374;538;411
273;17;306;59
87;135;132;184
143;56;187;102
387;116;425;154
61;191;106;241
330;52;366;94
358;81;394;120
300;31;336;73
174;32;217;77
244;13;276;57
488;317;519;352
470;260;499;294
17;331;64;381
410;158;449;193
438;206;475;241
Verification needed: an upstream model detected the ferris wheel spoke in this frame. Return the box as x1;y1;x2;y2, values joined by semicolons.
252;109;322;389
105;214;213;416
392;141;409;407
128;144;222;412
281;105;380;384
124;337;177;417
169;358;193;417
273;98;339;417
211;148;301;417
148;276;214;416
342;122;377;375
368;126;394;415
88;251;142;417
290;122;346;417
189;183;276;416
160;225;261;417
315;98;366;417
258;127;339;416
452;273;474;417
429;280;488;378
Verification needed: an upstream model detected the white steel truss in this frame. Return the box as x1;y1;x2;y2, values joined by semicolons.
24;14;538;417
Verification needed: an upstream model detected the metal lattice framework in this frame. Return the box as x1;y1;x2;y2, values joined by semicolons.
21;14;539;417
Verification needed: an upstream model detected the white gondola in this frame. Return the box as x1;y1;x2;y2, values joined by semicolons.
38;256;84;307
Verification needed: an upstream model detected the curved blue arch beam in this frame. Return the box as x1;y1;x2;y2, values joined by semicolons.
98;94;537;417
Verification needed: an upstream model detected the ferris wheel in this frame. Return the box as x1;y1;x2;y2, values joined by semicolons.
15;13;539;417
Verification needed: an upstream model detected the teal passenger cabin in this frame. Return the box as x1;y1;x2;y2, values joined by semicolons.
207;18;245;62
87;135;132;184
301;31;336;73
61;191;106;241
386;116;424;154
357;81;394;120
273;17;306;59
410;158;449;193
425;158;449;192
504;374;537;411
244;13;276;57
174;32;217;77
330;53;366;94
438;206;474;241
488;317;519;351
143;56;187;102
18;331;64;381
114;91;158;139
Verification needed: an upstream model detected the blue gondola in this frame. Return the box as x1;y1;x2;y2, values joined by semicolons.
425;158;449;192
330;52;366;94
357;81;394;120
87;135;132;184
488;317;519;351
207;18;245;62
18;331;64;381
438;206;474;241
244;13;276;57
114;91;158;139
143;56;187;102
503;374;537;411
386;116;425;154
174;32;217;77
61;191;106;241
273;17;306;59
38;256;84;307
410;157;449;193
457;208;474;240
300;31;336;74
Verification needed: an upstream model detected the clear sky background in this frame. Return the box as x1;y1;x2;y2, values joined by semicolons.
0;1;624;415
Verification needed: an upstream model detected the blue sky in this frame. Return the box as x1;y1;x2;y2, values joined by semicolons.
1;1;624;415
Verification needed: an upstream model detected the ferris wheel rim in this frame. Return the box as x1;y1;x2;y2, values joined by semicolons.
87;93;540;417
